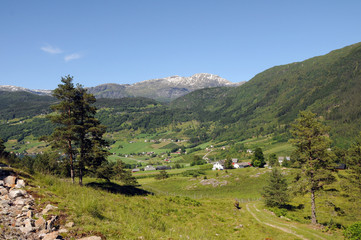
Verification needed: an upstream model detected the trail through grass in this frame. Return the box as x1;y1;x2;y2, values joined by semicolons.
246;202;342;240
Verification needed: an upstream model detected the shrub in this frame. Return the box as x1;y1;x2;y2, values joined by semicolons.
344;222;361;239
182;170;205;177
268;207;287;217
155;170;169;180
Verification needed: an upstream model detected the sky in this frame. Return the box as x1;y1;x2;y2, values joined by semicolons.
1;0;361;90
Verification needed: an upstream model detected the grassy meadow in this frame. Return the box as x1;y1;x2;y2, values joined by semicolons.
23;165;360;240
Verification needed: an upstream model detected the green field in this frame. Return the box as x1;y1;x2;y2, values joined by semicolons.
20;164;360;239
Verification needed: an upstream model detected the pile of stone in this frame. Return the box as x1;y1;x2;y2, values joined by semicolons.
0;170;101;240
199;178;228;187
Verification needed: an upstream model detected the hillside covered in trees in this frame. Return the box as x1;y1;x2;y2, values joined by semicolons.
1;42;361;147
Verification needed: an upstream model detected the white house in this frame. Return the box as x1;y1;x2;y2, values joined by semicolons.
144;165;156;171
232;162;240;169
212;161;224;170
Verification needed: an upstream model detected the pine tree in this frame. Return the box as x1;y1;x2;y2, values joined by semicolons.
73;85;109;185
49;76;78;184
49;76;109;185
224;157;234;169
290;111;335;225
0;138;5;156
268;153;279;167
252;147;265;167
263;167;289;207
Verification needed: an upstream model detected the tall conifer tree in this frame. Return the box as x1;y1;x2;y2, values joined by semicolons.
49;76;109;185
290;111;335;225
49;76;78;183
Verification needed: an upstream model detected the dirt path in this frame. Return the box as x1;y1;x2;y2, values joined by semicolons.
246;203;327;240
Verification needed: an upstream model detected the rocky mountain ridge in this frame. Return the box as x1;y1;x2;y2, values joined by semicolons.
0;85;52;96
87;73;243;102
0;73;243;102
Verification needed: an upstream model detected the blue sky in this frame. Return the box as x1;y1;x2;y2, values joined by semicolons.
1;0;361;90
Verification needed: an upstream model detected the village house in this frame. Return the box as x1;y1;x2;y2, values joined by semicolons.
144;165;156;171
238;162;251;168
232;162;240;168
156;166;172;170
212;160;225;170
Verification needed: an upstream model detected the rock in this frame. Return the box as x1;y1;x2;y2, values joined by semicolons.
9;189;27;199
0;187;8;195
14;198;26;206
42;204;58;214
77;237;102;240
65;221;74;228
0;180;4;186
4;175;17;186
235;224;243;229
42;231;63;240
15;179;26;189
23;218;34;228
58;228;68;233
46;215;58;230
19;225;34;234
26;210;34;218
35;217;46;230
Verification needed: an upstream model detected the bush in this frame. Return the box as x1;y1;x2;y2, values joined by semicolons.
182;170;205;177
155;170;169;180
344;222;361;239
268;207;287;217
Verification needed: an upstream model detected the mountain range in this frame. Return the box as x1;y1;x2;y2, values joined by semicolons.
1;73;243;102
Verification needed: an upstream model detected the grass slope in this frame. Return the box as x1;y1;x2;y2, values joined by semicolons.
24;166;359;239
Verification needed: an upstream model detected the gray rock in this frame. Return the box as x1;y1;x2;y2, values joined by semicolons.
0;187;8;195
23;218;34;228
35;217;46;230
46;215;58;231
65;221;74;228
77;237;102;240
58;228;68;233
26;210;34;218
15;179;26;189
14;198;26;206
4;176;17;187
9;189;27;199
42;231;63;240
19;225;34;234
42;204;58;214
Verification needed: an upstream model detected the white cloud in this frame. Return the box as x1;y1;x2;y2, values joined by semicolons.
64;53;82;62
41;45;63;54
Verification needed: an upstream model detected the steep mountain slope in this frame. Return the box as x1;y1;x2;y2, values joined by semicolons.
87;73;243;102
0;85;52;96
0;91;55;120
171;42;361;146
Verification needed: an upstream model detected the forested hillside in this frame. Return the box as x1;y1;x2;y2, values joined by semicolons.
0;91;55;120
170;42;361;146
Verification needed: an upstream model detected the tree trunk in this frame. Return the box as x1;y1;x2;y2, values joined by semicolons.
311;188;317;225
79;167;83;186
70;163;75;184
68;140;75;184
